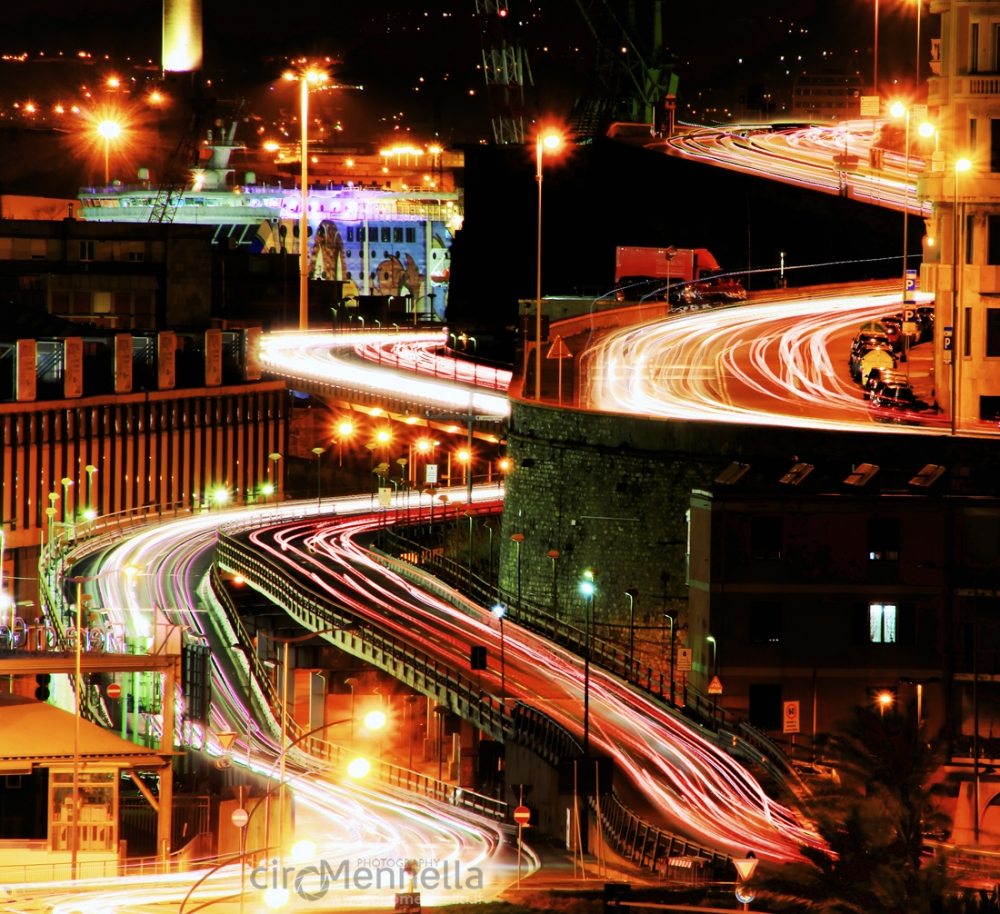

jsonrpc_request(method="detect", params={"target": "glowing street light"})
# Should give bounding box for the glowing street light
[364,710,387,731]
[97,119,121,186]
[283,66,329,330]
[918,121,935,139]
[534,129,563,400]
[579,568,597,756]
[347,757,371,778]
[492,603,507,707]
[877,690,894,718]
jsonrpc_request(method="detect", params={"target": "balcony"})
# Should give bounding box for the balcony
[968,76,1000,94]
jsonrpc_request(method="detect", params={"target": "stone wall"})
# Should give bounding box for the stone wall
[498,398,1000,670]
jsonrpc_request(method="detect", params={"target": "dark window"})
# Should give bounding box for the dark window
[968,214,975,263]
[357,227,366,242]
[748,684,782,730]
[346,227,354,242]
[972,118,979,152]
[965,308,973,356]
[973,23,981,73]
[851,602,869,645]
[868,517,900,561]
[750,602,781,643]
[991,119,1000,172]
[987,309,1000,356]
[393,227,403,243]
[898,602,917,646]
[405,227,416,243]
[381,227,391,243]
[990,216,1000,264]
[750,517,783,560]
[981,395,1000,419]
[79,241,94,262]
[128,251,144,262]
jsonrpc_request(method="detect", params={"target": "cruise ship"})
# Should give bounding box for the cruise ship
[78,123,462,319]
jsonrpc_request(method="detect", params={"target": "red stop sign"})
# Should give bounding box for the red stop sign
[513,805,530,825]
[106,683,122,699]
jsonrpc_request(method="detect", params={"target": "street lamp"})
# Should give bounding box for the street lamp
[873,0,880,95]
[96,120,120,186]
[952,157,971,434]
[579,570,596,757]
[534,129,562,400]
[282,66,329,330]
[624,588,638,680]
[877,690,894,719]
[706,634,718,720]
[492,604,506,708]
[63,564,140,880]
[547,549,560,621]
[664,610,676,707]
[84,465,98,515]
[311,447,324,509]
[890,102,912,312]
[268,452,282,501]
[337,421,353,467]
[510,533,524,616]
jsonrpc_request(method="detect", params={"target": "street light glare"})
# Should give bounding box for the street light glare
[918,121,935,138]
[877,691,894,706]
[97,120,120,139]
[492,603,506,619]
[542,132,561,149]
[579,581,595,596]
[377,430,391,443]
[347,757,371,778]
[339,422,353,436]
[213,488,229,504]
[957,158,972,171]
[290,839,316,863]
[261,484,274,496]
[890,102,906,119]
[263,887,290,908]
[364,710,387,731]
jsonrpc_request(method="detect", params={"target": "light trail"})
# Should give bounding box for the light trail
[36,490,524,913]
[244,510,825,863]
[581,289,966,434]
[657,122,931,216]
[262,331,511,415]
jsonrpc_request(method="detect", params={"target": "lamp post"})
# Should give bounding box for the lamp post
[534,130,562,400]
[877,690,894,719]
[547,549,560,622]
[890,102,911,312]
[337,421,353,468]
[97,120,120,186]
[60,478,74,525]
[492,604,506,708]
[952,157,971,434]
[63,564,140,879]
[84,465,98,514]
[311,447,324,509]
[510,533,524,617]
[707,634,718,720]
[624,588,638,681]
[664,610,676,707]
[282,66,329,330]
[873,0,880,95]
[579,570,596,757]
[268,453,282,502]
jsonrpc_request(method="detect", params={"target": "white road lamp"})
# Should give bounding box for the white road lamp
[534,130,562,400]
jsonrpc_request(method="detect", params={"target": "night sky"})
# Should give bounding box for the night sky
[0,0,937,148]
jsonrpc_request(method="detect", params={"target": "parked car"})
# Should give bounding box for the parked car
[862,367,909,399]
[850,338,897,381]
[869,384,929,417]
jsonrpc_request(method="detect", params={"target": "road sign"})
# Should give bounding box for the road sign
[783,700,800,734]
[215,755,233,770]
[943,326,953,363]
[913,103,928,124]
[425,464,438,484]
[106,683,122,699]
[860,95,880,117]
[217,731,238,751]
[513,805,531,825]
[676,647,693,671]
[378,487,392,508]
[231,807,249,828]
[734,857,759,881]
[905,268,917,304]
[546,336,573,360]
[707,675,723,695]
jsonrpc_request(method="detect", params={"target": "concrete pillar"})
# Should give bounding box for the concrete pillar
[449,731,460,781]
[459,719,479,789]
[423,699,438,762]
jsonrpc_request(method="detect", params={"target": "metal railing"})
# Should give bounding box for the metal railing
[509,703,730,872]
[378,525,804,796]
[215,530,511,742]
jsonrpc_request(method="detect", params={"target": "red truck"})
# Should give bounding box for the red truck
[613,246,746,305]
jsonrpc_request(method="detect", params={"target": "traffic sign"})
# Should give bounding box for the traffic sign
[231,807,249,828]
[106,683,122,699]
[734,856,759,881]
[905,268,917,304]
[513,805,531,825]
[783,700,800,734]
[215,755,233,770]
[425,464,438,484]
[707,675,723,695]
[676,647,692,672]
[860,95,880,117]
[546,336,573,360]
[217,731,238,751]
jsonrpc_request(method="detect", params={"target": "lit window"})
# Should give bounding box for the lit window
[869,603,897,643]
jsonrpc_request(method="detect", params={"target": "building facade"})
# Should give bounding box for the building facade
[920,0,1000,428]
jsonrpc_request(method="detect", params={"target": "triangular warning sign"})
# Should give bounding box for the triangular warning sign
[707,675,723,695]
[217,731,238,751]
[546,336,573,359]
